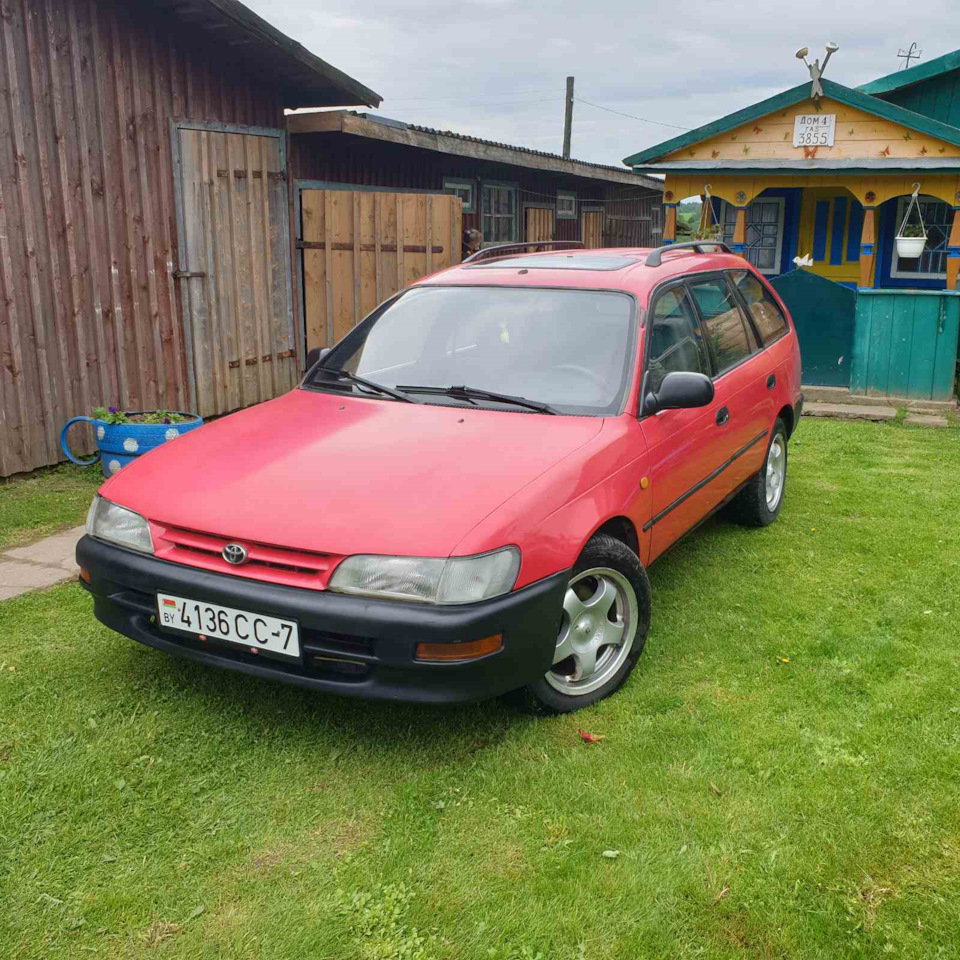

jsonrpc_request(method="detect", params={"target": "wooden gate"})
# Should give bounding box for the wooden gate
[299,189,462,351]
[771,269,856,387]
[172,122,297,418]
[525,207,555,244]
[582,210,604,248]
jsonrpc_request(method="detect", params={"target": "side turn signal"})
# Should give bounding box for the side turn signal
[415,634,503,662]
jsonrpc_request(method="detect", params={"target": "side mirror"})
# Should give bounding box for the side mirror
[305,346,331,370]
[642,371,714,416]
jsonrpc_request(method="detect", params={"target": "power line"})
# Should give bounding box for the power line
[574,97,689,130]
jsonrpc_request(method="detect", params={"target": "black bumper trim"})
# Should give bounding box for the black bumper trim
[77,536,569,704]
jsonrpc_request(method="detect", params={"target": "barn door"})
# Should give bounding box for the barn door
[172,122,297,417]
[525,207,555,244]
[299,189,462,352]
[582,210,604,248]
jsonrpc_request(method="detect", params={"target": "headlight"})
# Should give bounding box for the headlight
[86,496,153,554]
[328,547,520,604]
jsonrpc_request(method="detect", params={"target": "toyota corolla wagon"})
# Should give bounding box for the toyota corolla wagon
[78,240,802,714]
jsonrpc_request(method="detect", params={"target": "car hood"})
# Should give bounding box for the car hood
[100,388,604,558]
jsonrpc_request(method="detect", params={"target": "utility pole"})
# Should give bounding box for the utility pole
[562,76,574,158]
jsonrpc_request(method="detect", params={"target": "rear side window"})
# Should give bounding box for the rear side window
[731,270,789,345]
[646,285,709,393]
[686,276,756,376]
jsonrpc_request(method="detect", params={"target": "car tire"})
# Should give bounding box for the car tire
[507,533,651,715]
[727,417,788,527]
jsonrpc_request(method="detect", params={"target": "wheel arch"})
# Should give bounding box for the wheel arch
[776,404,795,438]
[586,515,640,559]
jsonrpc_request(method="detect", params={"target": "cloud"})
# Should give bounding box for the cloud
[244,0,955,166]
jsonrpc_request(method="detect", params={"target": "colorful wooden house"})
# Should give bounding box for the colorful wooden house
[624,50,960,401]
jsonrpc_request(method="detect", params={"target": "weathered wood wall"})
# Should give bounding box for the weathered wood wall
[0,0,285,477]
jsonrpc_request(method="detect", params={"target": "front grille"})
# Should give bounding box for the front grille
[151,523,343,590]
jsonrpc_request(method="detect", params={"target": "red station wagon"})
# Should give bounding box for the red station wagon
[78,241,802,713]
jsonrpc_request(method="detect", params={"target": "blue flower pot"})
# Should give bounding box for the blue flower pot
[60,412,204,478]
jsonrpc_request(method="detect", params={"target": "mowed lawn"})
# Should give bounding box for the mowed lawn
[1,419,958,959]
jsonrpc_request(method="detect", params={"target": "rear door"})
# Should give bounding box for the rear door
[639,281,731,559]
[686,273,771,493]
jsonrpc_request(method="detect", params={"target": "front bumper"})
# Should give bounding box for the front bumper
[76,536,568,704]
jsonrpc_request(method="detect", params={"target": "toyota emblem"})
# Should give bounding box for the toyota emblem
[222,542,248,565]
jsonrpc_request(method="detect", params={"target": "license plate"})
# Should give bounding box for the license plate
[156,594,300,659]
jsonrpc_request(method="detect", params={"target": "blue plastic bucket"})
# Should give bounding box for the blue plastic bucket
[60,412,204,477]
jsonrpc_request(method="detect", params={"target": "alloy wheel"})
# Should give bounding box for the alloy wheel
[546,567,638,696]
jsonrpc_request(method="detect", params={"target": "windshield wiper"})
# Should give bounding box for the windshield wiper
[395,384,557,414]
[314,367,415,403]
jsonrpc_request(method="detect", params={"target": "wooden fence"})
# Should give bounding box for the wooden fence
[299,188,462,350]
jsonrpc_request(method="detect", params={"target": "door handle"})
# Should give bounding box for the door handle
[766,373,776,390]
[715,406,729,426]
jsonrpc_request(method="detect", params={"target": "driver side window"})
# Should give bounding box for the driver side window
[646,286,709,394]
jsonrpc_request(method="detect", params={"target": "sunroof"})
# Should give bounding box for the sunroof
[469,255,639,271]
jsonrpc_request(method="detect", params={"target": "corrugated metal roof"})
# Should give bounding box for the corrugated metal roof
[333,112,662,189]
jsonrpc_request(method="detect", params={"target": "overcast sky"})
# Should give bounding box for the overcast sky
[244,0,956,167]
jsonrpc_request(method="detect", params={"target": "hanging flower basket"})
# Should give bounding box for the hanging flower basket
[895,185,928,259]
[60,408,203,478]
[895,232,926,259]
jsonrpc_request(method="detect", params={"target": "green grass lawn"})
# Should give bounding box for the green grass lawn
[1,419,959,959]
[0,464,101,550]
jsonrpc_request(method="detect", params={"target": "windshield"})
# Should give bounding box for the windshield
[305,285,637,416]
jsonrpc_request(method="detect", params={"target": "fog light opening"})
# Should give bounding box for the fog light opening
[415,634,503,662]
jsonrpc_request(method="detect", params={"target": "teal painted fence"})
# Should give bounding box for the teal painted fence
[851,290,960,401]
[771,269,857,387]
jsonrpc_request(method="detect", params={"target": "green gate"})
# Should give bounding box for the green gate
[771,269,856,387]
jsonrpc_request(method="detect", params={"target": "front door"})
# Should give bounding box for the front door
[172,121,297,417]
[525,207,555,245]
[639,282,732,560]
[582,210,604,249]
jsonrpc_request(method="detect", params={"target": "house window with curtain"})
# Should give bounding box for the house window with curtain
[481,183,518,244]
[722,198,784,274]
[891,196,951,279]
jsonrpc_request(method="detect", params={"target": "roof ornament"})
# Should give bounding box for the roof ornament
[795,42,840,99]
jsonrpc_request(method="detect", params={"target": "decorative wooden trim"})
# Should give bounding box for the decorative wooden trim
[732,206,747,245]
[624,78,960,167]
[663,204,677,241]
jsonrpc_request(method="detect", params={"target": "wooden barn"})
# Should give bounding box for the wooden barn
[625,49,960,403]
[0,0,379,478]
[287,111,663,352]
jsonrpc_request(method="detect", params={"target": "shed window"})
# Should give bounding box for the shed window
[481,183,519,244]
[722,198,784,275]
[443,179,474,213]
[557,191,577,219]
[891,195,951,279]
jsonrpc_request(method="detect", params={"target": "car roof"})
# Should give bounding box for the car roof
[417,246,753,297]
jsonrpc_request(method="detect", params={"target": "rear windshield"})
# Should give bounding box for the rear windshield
[305,285,637,416]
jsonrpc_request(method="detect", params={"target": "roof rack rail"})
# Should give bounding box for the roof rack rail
[644,240,732,268]
[462,240,585,265]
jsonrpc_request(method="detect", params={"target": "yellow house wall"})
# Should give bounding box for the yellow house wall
[661,97,960,165]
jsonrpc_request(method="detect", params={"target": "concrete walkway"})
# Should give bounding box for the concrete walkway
[0,526,84,601]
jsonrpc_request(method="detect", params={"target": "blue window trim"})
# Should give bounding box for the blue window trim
[812,201,830,261]
[829,196,847,266]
